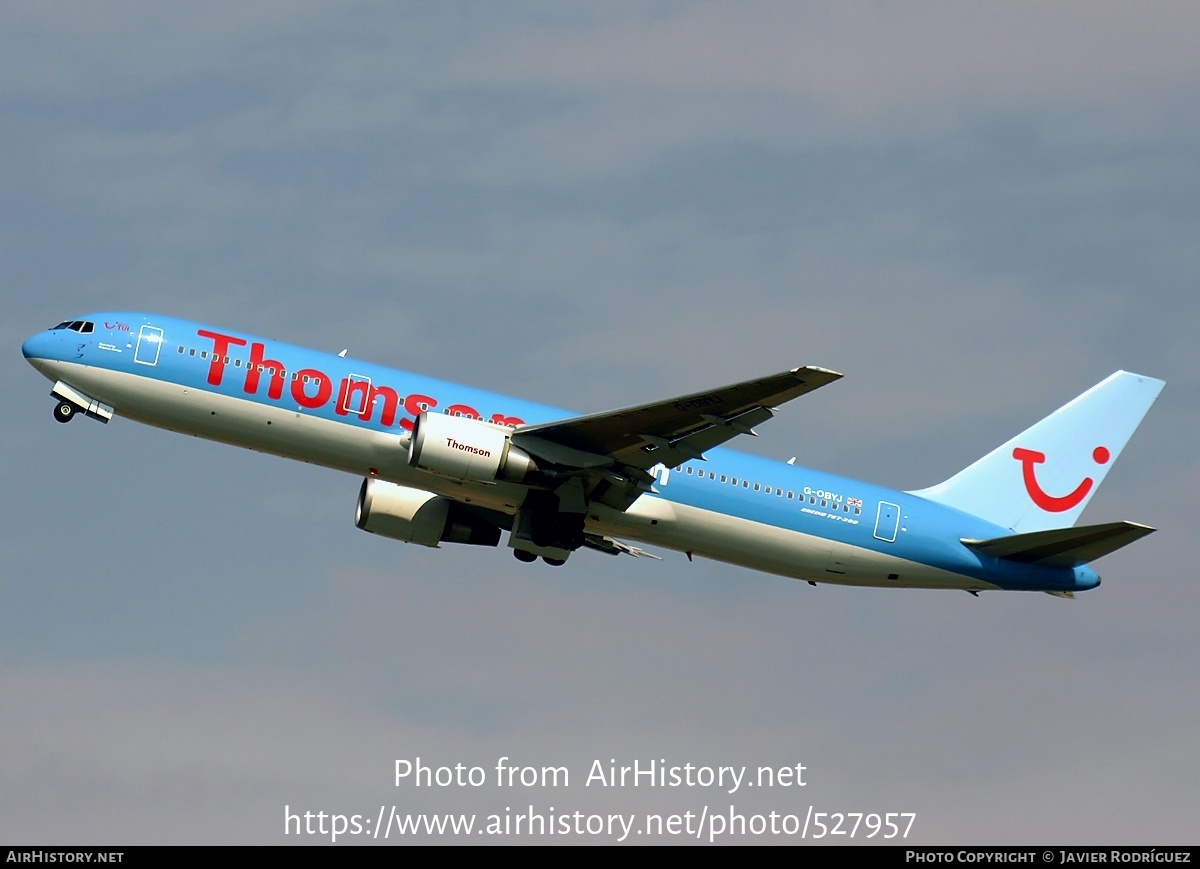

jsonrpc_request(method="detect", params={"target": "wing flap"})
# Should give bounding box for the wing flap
[962,521,1155,568]
[582,534,663,559]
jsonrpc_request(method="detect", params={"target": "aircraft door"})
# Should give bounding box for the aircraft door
[134,325,164,366]
[874,501,900,542]
[339,374,372,415]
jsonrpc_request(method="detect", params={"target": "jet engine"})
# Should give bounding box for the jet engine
[355,478,500,547]
[407,412,539,483]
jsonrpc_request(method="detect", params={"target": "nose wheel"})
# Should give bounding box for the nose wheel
[54,401,77,423]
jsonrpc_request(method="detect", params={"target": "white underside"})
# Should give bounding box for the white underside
[36,360,994,590]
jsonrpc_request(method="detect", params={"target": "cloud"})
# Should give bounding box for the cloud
[464,4,1200,116]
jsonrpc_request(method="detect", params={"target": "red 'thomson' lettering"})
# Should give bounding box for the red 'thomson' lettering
[197,329,523,429]
[446,437,490,457]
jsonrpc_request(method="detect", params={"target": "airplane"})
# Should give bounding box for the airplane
[22,313,1165,596]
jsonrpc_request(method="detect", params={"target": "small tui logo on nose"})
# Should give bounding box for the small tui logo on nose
[1013,446,1110,512]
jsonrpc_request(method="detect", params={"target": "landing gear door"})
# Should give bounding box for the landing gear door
[134,325,164,366]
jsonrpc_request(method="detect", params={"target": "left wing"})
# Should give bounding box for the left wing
[511,365,841,510]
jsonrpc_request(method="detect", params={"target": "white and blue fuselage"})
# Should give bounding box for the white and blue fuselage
[25,313,1164,595]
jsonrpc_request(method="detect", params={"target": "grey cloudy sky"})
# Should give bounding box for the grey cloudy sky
[2,2,1197,844]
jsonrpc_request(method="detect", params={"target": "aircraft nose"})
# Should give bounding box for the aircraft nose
[22,330,57,361]
[22,331,64,376]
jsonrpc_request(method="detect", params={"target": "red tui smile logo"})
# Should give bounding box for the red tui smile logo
[1013,446,1110,512]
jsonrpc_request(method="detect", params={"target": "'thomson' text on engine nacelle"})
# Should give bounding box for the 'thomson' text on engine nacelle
[355,478,500,547]
[407,412,539,483]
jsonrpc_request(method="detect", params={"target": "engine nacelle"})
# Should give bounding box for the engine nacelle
[355,478,500,547]
[407,412,538,483]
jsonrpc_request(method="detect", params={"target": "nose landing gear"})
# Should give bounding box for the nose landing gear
[47,381,113,423]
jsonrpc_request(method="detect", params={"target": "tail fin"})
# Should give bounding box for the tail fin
[912,371,1164,533]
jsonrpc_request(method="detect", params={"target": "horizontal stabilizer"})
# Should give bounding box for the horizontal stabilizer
[962,521,1155,568]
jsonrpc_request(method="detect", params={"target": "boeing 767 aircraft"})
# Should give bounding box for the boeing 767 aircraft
[23,314,1164,596]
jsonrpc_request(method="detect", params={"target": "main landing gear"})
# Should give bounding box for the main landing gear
[508,490,582,568]
[54,401,77,423]
[512,549,567,566]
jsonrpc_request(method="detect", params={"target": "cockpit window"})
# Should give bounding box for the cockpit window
[50,320,94,333]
